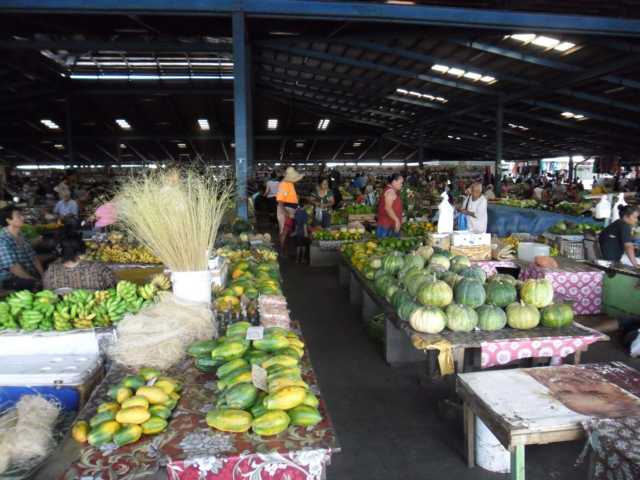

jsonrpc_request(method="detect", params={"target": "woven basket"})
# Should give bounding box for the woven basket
[450,244,492,261]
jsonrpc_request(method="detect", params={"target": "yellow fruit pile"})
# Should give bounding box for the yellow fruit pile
[87,244,161,264]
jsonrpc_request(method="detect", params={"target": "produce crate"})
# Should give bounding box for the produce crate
[450,244,492,261]
[348,213,376,223]
[559,238,585,260]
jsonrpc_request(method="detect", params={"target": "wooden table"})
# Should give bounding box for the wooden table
[456,362,640,480]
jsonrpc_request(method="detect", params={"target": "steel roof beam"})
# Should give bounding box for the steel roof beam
[4,1,640,36]
[265,44,496,95]
[521,99,640,129]
[0,39,232,53]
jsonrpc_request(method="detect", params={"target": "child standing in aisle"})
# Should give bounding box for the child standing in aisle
[294,199,311,264]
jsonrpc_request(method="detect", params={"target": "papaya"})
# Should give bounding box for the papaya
[217,358,249,378]
[224,382,258,409]
[275,347,303,360]
[262,355,298,369]
[211,340,249,360]
[252,410,290,436]
[114,424,143,446]
[206,408,252,433]
[287,405,322,427]
[302,391,320,408]
[163,397,178,411]
[187,339,219,357]
[264,386,307,410]
[121,375,145,390]
[155,379,178,395]
[71,420,89,443]
[96,401,120,414]
[138,367,162,382]
[252,335,290,352]
[136,386,169,405]
[141,416,168,435]
[267,377,308,393]
[89,410,116,428]
[217,367,251,391]
[244,350,270,366]
[121,395,150,410]
[88,420,121,447]
[156,376,182,392]
[264,327,289,338]
[226,321,251,337]
[149,405,172,419]
[116,406,151,425]
[116,387,133,404]
[195,356,223,372]
[107,383,123,400]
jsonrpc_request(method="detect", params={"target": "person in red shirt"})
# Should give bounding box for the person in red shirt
[376,173,404,238]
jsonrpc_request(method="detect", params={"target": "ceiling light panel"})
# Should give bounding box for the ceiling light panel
[395,88,447,103]
[40,119,61,130]
[115,118,132,130]
[267,118,279,130]
[197,119,210,131]
[317,119,330,130]
[507,34,576,53]
[431,65,497,84]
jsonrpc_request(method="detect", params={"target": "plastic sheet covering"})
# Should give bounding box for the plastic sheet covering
[487,205,600,237]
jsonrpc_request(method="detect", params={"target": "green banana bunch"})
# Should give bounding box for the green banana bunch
[92,303,112,328]
[65,289,93,306]
[138,283,157,301]
[125,296,145,315]
[7,290,33,317]
[19,309,43,331]
[116,280,138,303]
[34,290,58,305]
[0,301,17,329]
[106,297,127,324]
[33,301,55,318]
[53,311,73,331]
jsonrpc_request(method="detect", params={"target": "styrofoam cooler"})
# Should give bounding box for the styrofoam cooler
[517,242,551,262]
[0,331,103,412]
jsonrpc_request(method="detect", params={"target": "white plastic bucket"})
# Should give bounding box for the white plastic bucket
[171,270,212,304]
[475,417,510,473]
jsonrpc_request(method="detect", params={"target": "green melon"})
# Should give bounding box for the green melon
[409,306,447,334]
[460,266,487,284]
[417,280,453,308]
[403,254,426,270]
[428,254,451,272]
[454,279,486,308]
[506,302,540,330]
[450,255,472,273]
[476,305,507,331]
[541,303,574,328]
[520,279,554,308]
[491,273,518,286]
[485,281,517,308]
[445,304,478,332]
[407,272,437,297]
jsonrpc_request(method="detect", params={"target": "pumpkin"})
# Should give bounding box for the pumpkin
[382,252,405,275]
[391,290,413,310]
[374,274,395,296]
[374,268,388,280]
[460,266,487,284]
[398,301,421,322]
[414,245,434,261]
[417,280,453,308]
[369,257,383,270]
[485,281,517,308]
[541,303,574,328]
[439,271,463,288]
[409,306,447,334]
[491,274,518,286]
[445,304,478,332]
[520,279,554,308]
[403,254,426,271]
[428,254,451,272]
[398,265,422,282]
[506,302,540,330]
[453,279,486,308]
[450,255,472,273]
[476,305,507,331]
[385,284,400,302]
[534,256,559,269]
[407,272,436,297]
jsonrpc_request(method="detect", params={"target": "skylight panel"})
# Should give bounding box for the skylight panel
[115,119,132,130]
[197,119,210,131]
[395,88,447,103]
[267,118,279,130]
[447,67,465,77]
[431,65,497,84]
[507,34,576,54]
[463,72,482,81]
[431,64,449,73]
[510,33,536,43]
[317,119,330,130]
[531,36,559,49]
[40,119,61,130]
[554,42,576,52]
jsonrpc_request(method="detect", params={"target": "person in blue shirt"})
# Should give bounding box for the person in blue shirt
[294,199,311,264]
[53,188,79,220]
[0,205,43,291]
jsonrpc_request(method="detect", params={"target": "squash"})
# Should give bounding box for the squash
[506,302,540,329]
[450,255,472,273]
[445,304,478,332]
[476,305,507,331]
[520,279,554,308]
[409,306,447,334]
[428,254,451,272]
[460,266,487,284]
[417,280,453,308]
[403,254,425,271]
[541,303,574,328]
[454,279,486,308]
[485,280,517,308]
[414,245,434,260]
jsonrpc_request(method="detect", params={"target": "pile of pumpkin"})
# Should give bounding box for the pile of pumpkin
[341,238,423,273]
[369,245,574,334]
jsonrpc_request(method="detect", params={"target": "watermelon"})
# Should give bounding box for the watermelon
[384,284,400,302]
[391,290,413,310]
[520,279,554,308]
[485,281,517,308]
[445,304,478,332]
[454,279,486,308]
[460,266,487,284]
[409,306,447,334]
[428,254,451,272]
[403,254,426,270]
[398,265,422,282]
[382,252,405,275]
[450,255,472,273]
[417,281,453,308]
[476,305,507,331]
[506,302,540,330]
[541,303,574,328]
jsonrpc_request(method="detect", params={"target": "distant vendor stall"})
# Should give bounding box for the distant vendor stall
[488,204,601,237]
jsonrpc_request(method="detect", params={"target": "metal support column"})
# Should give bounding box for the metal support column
[65,96,75,167]
[495,97,503,196]
[232,12,253,220]
[418,129,425,167]
[568,155,574,183]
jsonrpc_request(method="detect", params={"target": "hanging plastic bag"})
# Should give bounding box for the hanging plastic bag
[437,191,454,233]
[611,193,627,223]
[457,212,468,231]
[314,207,324,224]
[593,195,611,220]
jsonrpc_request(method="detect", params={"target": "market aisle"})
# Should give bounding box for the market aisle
[281,262,591,480]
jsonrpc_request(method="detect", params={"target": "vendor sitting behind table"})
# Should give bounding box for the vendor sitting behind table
[53,187,79,220]
[598,205,639,268]
[43,234,116,291]
[459,182,488,233]
[0,205,44,291]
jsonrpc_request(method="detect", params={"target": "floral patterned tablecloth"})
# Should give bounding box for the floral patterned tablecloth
[59,326,339,480]
[519,260,604,315]
[583,417,640,480]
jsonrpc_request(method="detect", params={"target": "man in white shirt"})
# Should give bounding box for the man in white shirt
[53,188,79,219]
[264,172,280,199]
[460,183,488,233]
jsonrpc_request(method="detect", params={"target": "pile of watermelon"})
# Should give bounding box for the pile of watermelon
[368,245,574,334]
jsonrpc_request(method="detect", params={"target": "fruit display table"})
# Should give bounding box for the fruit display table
[587,261,640,317]
[41,323,339,480]
[519,258,604,315]
[339,254,608,374]
[457,362,640,480]
[488,204,600,237]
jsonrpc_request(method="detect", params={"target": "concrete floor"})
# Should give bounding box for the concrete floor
[281,260,640,480]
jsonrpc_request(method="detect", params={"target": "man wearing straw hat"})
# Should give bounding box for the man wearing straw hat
[276,167,304,252]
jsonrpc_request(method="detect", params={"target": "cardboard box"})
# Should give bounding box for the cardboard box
[451,232,491,247]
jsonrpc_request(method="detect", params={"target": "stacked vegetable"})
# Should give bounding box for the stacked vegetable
[341,238,424,275]
[71,368,181,447]
[365,246,574,333]
[189,322,322,436]
[312,226,367,242]
[401,221,435,237]
[0,280,163,332]
[344,204,375,215]
[86,233,162,264]
[548,221,602,235]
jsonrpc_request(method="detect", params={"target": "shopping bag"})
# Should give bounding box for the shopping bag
[457,213,468,231]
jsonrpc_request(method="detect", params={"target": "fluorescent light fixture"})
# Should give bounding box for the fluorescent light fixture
[574,114,585,119]
[463,72,482,81]
[120,143,127,149]
[510,33,536,43]
[406,162,420,167]
[40,119,61,130]
[561,111,574,118]
[385,0,416,4]
[431,64,449,73]
[480,76,496,83]
[531,36,559,48]
[448,67,465,77]
[197,118,210,131]
[395,88,447,103]
[267,118,279,130]
[54,144,64,150]
[352,142,362,147]
[317,118,330,130]
[456,137,461,140]
[115,118,132,130]
[70,74,234,81]
[295,142,304,148]
[447,135,454,139]
[561,111,588,121]
[554,41,575,52]
[177,143,187,149]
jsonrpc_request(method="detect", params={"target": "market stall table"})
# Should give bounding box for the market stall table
[488,204,600,237]
[42,325,339,480]
[519,257,604,315]
[105,263,165,284]
[456,362,640,480]
[588,260,640,317]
